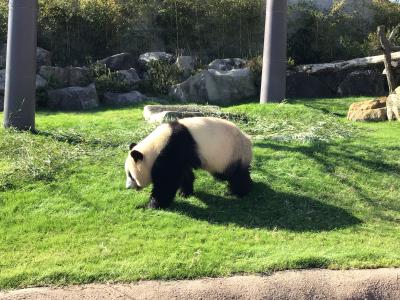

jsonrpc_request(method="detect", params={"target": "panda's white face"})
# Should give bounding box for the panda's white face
[125,150,152,190]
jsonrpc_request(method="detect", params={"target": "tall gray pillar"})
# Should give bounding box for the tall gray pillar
[260,0,287,104]
[3,0,38,130]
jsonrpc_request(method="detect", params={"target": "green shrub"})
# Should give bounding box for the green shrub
[0,2,7,45]
[1,0,400,66]
[89,63,133,96]
[146,60,182,95]
[247,56,262,90]
[38,0,123,65]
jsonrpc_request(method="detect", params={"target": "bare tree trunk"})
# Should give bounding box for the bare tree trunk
[378,25,396,93]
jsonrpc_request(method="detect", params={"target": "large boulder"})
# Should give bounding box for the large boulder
[103,91,147,106]
[36,47,52,70]
[169,68,257,105]
[116,68,141,85]
[0,44,51,70]
[347,97,387,122]
[208,58,247,71]
[138,52,174,68]
[98,53,135,71]
[39,66,69,87]
[0,69,5,93]
[35,75,48,90]
[0,44,5,68]
[338,70,386,96]
[286,72,334,98]
[387,93,400,121]
[39,66,92,88]
[68,67,92,87]
[47,84,99,111]
[176,56,195,78]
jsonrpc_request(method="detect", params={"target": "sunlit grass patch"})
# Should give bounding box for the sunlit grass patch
[0,98,399,289]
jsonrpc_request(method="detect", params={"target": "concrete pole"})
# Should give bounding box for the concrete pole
[3,0,38,130]
[260,0,287,104]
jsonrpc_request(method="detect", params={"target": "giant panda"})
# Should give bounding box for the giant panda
[125,117,252,209]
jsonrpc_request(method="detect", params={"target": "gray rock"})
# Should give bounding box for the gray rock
[116,69,141,85]
[176,56,195,78]
[103,91,147,106]
[169,68,257,105]
[39,66,92,88]
[67,66,92,87]
[208,58,247,71]
[0,69,5,93]
[36,47,52,70]
[286,72,335,98]
[0,69,48,92]
[39,66,69,87]
[0,44,6,68]
[98,53,135,71]
[144,104,221,123]
[338,70,386,97]
[0,44,51,70]
[35,75,48,90]
[138,52,174,67]
[47,84,99,111]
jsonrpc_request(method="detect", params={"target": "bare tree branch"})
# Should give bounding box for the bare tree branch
[378,25,396,93]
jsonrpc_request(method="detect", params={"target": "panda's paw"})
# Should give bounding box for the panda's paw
[147,197,161,209]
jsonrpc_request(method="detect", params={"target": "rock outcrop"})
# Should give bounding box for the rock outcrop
[208,58,247,71]
[47,84,99,111]
[98,53,135,71]
[169,68,256,105]
[103,91,147,106]
[347,98,387,122]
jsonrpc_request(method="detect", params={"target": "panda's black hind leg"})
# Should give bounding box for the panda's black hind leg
[179,168,195,198]
[227,164,252,197]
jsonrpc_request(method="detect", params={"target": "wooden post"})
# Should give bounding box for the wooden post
[378,25,398,93]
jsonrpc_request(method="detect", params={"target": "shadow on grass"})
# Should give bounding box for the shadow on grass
[171,181,361,232]
[256,141,400,222]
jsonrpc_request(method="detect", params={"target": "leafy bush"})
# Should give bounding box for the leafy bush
[38,0,123,65]
[146,60,182,95]
[89,63,133,96]
[247,55,263,90]
[1,0,400,66]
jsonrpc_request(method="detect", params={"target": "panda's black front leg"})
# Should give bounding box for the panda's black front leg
[179,168,195,198]
[148,177,181,209]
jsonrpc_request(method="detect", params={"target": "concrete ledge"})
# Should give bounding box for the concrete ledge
[143,105,221,123]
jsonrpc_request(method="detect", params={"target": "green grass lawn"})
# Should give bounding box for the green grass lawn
[1,98,400,289]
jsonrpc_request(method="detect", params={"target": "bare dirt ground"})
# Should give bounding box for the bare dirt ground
[1,268,400,300]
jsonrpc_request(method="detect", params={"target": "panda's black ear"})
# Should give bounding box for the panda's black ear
[131,150,144,162]
[129,143,137,150]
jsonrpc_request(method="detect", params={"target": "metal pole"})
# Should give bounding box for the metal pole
[3,0,38,130]
[260,0,287,104]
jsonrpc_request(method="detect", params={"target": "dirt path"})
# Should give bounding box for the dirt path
[1,268,400,300]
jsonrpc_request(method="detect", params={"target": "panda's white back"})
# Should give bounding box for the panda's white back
[178,117,252,174]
